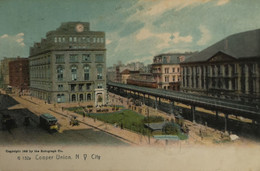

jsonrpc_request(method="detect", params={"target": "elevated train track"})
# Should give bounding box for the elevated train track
[107,82,260,122]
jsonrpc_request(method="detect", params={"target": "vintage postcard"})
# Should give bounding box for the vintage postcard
[0,0,260,170]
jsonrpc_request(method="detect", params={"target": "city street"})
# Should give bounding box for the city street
[1,92,260,147]
[0,94,128,146]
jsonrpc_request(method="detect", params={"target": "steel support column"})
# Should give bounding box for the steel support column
[155,97,158,110]
[170,101,174,114]
[142,93,145,105]
[191,105,196,123]
[224,114,228,133]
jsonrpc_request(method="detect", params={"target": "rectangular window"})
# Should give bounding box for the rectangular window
[172,68,175,73]
[54,37,57,43]
[86,83,91,90]
[93,37,96,43]
[58,85,63,91]
[70,54,78,62]
[100,38,104,43]
[56,54,65,63]
[71,84,76,91]
[62,37,65,42]
[69,37,73,42]
[58,37,61,42]
[165,76,169,82]
[97,83,103,89]
[177,68,180,73]
[73,37,77,42]
[165,68,169,73]
[79,84,84,91]
[97,37,100,43]
[97,66,103,80]
[173,76,175,82]
[87,37,90,43]
[82,54,91,62]
[95,54,104,62]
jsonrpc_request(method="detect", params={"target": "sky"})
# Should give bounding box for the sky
[0,0,260,66]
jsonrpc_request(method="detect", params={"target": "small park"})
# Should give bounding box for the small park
[65,105,188,140]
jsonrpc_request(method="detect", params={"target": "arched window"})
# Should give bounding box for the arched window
[97,65,103,80]
[57,94,61,103]
[87,93,91,101]
[71,66,77,81]
[79,94,84,101]
[84,66,90,80]
[72,94,76,102]
[57,66,63,81]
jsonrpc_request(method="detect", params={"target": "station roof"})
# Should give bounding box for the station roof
[184,28,260,63]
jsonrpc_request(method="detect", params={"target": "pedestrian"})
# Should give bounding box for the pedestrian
[199,128,203,140]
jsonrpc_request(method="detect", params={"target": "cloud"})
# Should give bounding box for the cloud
[216,0,230,6]
[126,56,153,64]
[0,33,26,47]
[16,33,24,37]
[171,32,193,44]
[106,39,112,45]
[135,28,154,41]
[130,0,212,20]
[0,34,8,39]
[0,33,27,57]
[197,25,211,46]
[136,28,192,49]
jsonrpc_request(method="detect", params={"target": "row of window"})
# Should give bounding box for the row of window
[163,75,180,82]
[30,66,51,79]
[57,65,103,81]
[54,36,104,44]
[57,93,93,103]
[56,54,104,63]
[30,56,51,66]
[30,81,51,90]
[58,83,103,92]
[164,67,180,73]
[183,63,258,76]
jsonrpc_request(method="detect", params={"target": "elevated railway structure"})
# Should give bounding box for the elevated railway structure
[107,82,260,132]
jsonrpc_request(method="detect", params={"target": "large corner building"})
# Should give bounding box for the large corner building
[181,29,260,104]
[29,22,107,105]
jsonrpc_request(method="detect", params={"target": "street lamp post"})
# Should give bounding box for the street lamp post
[146,107,150,144]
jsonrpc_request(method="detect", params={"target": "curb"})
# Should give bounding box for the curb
[49,108,138,145]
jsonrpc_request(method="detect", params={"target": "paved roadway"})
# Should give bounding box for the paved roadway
[0,94,128,146]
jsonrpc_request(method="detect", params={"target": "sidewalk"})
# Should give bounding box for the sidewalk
[16,95,167,146]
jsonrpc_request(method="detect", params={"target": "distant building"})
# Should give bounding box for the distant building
[29,22,107,105]
[181,29,260,104]
[127,72,157,88]
[9,58,30,94]
[107,61,147,82]
[0,57,17,89]
[120,69,131,84]
[151,53,193,90]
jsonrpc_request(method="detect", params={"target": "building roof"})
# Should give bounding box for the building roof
[144,122,168,131]
[120,69,131,74]
[184,28,260,63]
[153,52,193,64]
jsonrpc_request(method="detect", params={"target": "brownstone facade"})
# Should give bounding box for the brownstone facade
[9,58,30,91]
